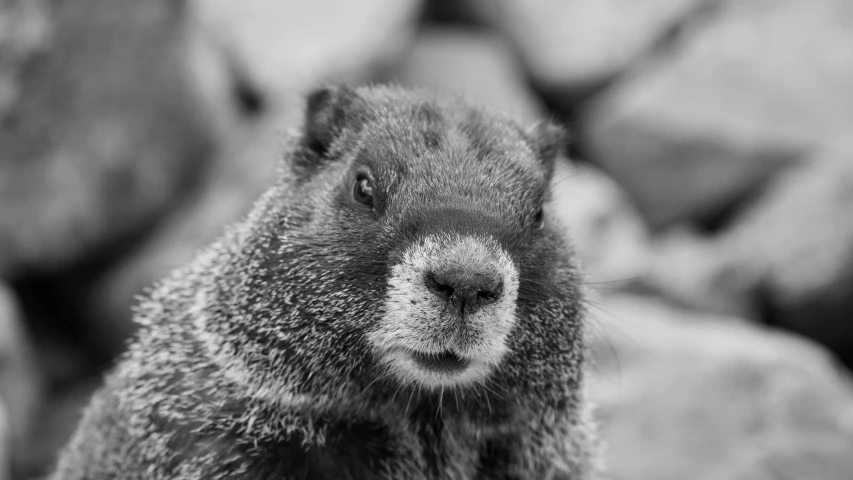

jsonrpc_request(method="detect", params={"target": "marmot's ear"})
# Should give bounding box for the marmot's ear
[527,121,570,179]
[301,85,369,157]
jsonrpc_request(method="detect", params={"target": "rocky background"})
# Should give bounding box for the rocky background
[1,0,852,478]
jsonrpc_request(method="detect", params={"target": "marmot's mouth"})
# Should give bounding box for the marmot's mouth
[410,350,471,374]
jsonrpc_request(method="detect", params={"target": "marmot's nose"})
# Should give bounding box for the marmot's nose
[425,269,503,316]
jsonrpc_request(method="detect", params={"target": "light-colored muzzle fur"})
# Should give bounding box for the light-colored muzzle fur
[370,233,520,389]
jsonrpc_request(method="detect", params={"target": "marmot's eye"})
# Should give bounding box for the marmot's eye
[533,207,545,230]
[353,173,374,208]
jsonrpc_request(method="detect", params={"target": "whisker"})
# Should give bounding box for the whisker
[453,388,460,412]
[487,377,509,394]
[405,388,415,417]
[481,383,504,401]
[390,380,404,404]
[481,386,493,418]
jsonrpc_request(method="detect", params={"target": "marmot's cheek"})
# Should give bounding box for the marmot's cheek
[369,234,519,388]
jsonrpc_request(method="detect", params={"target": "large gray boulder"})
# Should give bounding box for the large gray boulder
[465,0,708,101]
[391,27,544,123]
[0,0,226,276]
[585,0,853,228]
[192,0,422,111]
[588,295,853,480]
[0,0,51,115]
[551,161,652,290]
[647,141,853,365]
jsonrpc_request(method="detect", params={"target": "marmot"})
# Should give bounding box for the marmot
[49,85,597,479]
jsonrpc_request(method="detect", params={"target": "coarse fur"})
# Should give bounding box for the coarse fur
[49,85,598,479]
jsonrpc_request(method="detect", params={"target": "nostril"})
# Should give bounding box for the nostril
[425,272,455,298]
[477,279,503,304]
[477,289,497,303]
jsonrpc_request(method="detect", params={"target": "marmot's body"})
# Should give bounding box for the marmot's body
[50,85,597,479]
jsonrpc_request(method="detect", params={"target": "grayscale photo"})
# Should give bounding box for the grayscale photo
[1,0,852,479]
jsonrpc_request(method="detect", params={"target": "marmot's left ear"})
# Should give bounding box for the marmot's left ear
[290,85,371,177]
[527,121,569,179]
[302,85,370,156]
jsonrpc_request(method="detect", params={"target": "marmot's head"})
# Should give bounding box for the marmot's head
[201,85,584,407]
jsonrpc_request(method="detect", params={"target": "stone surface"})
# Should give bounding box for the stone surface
[584,0,853,228]
[647,141,853,366]
[587,295,853,480]
[19,377,100,479]
[192,0,422,111]
[0,0,223,277]
[471,0,706,100]
[0,281,41,478]
[551,162,651,289]
[0,0,51,115]
[391,27,544,123]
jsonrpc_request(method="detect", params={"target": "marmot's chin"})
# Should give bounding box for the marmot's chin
[409,349,471,373]
[385,347,493,389]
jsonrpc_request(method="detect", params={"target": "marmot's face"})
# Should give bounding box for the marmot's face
[288,86,572,392]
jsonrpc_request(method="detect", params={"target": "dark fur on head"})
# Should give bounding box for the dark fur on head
[50,85,597,480]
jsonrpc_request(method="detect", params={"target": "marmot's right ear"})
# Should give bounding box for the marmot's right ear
[527,121,570,180]
[301,85,369,158]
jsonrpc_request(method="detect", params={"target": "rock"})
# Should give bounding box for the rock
[647,141,853,366]
[191,0,422,112]
[0,281,42,477]
[391,26,544,123]
[551,162,652,289]
[467,0,707,102]
[19,377,100,479]
[745,145,853,366]
[0,0,225,276]
[644,226,759,320]
[0,0,51,115]
[584,0,853,228]
[587,295,853,480]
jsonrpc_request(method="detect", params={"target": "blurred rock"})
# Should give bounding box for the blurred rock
[648,142,853,366]
[77,111,294,357]
[551,162,651,288]
[467,0,707,102]
[0,0,51,115]
[645,225,757,321]
[391,26,544,122]
[0,0,225,277]
[0,281,41,477]
[585,0,853,228]
[21,376,100,479]
[588,295,853,480]
[192,0,422,112]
